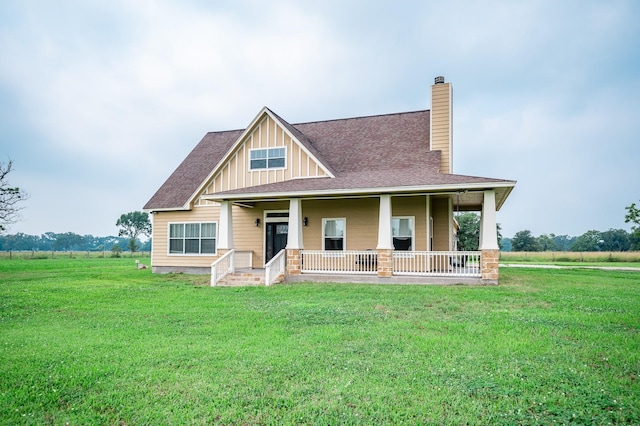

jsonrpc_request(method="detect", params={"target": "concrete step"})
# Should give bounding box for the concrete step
[216,272,265,286]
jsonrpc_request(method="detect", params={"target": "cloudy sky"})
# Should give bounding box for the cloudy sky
[1,0,639,239]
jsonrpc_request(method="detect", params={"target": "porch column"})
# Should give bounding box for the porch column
[377,194,393,278]
[286,198,303,275]
[218,200,234,251]
[479,190,499,283]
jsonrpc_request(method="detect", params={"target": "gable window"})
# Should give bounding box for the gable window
[169,222,217,255]
[323,218,345,251]
[392,217,414,251]
[250,147,286,170]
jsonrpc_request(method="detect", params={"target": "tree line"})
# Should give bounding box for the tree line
[0,232,151,253]
[503,229,638,252]
[456,202,640,252]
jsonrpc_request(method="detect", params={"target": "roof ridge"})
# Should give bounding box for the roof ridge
[292,109,429,126]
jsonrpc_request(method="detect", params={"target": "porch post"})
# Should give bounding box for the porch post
[377,194,393,277]
[479,190,499,283]
[218,200,234,251]
[286,198,303,275]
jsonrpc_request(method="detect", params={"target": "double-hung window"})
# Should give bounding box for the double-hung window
[392,217,414,251]
[250,147,286,170]
[169,222,217,254]
[323,218,345,251]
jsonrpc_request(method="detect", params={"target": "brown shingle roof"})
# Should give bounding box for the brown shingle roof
[144,129,242,209]
[144,109,514,210]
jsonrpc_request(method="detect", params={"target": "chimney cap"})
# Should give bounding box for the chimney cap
[434,76,445,84]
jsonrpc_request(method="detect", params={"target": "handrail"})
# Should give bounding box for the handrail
[265,249,286,286]
[210,249,235,286]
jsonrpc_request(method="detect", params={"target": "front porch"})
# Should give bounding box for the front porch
[211,248,499,286]
[210,189,502,286]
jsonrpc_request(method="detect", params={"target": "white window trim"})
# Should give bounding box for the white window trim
[248,147,287,171]
[392,216,415,255]
[167,221,218,256]
[322,217,346,255]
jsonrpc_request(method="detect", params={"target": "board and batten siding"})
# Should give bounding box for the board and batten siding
[195,115,329,206]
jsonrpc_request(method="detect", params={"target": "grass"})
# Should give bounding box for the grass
[500,251,640,268]
[0,258,638,424]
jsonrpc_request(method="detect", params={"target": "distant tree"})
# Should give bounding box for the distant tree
[551,234,576,251]
[116,211,151,254]
[511,230,540,252]
[570,230,602,252]
[501,237,512,252]
[625,201,640,250]
[456,213,480,251]
[53,232,84,251]
[0,160,29,233]
[111,244,123,258]
[599,228,631,251]
[536,234,560,251]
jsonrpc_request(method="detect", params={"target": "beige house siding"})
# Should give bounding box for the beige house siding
[151,206,220,268]
[152,196,453,272]
[301,198,379,251]
[431,197,452,251]
[195,115,329,207]
[392,195,428,251]
[431,82,452,174]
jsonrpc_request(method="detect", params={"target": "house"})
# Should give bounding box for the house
[144,76,516,285]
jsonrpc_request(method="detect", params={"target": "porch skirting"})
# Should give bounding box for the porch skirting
[285,274,497,286]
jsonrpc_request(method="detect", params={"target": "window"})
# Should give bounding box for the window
[250,147,286,170]
[392,217,414,251]
[169,222,217,254]
[323,218,345,251]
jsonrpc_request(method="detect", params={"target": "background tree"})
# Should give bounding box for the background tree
[116,211,151,254]
[536,234,560,251]
[625,201,640,250]
[511,230,540,252]
[599,228,630,251]
[456,213,480,251]
[0,160,29,233]
[570,230,602,251]
[456,212,503,250]
[551,234,577,251]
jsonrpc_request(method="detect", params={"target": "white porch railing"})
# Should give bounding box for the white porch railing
[299,250,481,278]
[265,249,286,286]
[211,249,235,286]
[301,250,378,274]
[393,251,481,277]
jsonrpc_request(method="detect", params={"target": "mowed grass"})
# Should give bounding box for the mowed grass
[0,258,638,425]
[500,251,640,268]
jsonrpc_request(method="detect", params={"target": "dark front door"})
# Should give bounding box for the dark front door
[265,222,288,263]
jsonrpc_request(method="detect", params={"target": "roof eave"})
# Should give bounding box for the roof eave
[201,181,516,205]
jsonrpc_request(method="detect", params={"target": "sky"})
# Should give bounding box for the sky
[1,0,639,239]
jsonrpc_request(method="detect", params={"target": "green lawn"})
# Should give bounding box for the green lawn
[1,258,638,424]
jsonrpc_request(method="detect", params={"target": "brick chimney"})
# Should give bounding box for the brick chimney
[430,76,453,174]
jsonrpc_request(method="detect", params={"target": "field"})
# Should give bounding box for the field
[1,258,638,424]
[500,251,640,268]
